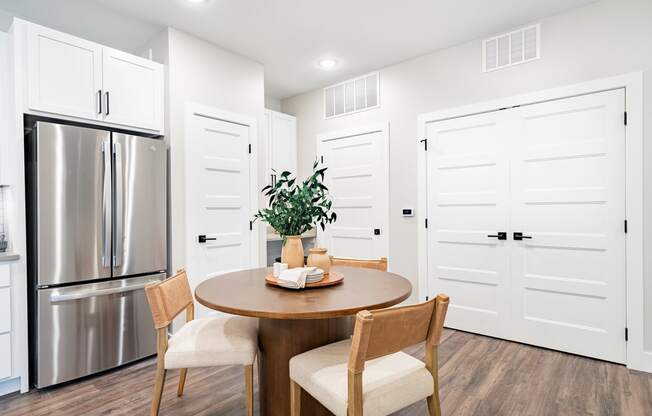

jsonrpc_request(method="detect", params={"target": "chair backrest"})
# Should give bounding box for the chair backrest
[330,256,388,272]
[145,268,193,329]
[348,294,449,373]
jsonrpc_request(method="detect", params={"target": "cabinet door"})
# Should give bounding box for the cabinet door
[0,32,9,185]
[0,288,9,333]
[270,112,297,176]
[102,47,163,131]
[0,333,10,379]
[27,23,103,120]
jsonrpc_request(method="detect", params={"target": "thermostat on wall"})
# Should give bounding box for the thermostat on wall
[402,208,414,217]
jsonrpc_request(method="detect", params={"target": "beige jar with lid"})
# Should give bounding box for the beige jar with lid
[306,247,331,275]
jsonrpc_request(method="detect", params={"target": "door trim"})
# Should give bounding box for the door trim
[316,122,390,267]
[417,72,645,371]
[184,102,261,276]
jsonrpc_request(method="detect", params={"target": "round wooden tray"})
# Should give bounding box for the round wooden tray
[265,271,344,289]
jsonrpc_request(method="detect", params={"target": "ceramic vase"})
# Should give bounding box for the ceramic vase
[281,236,304,269]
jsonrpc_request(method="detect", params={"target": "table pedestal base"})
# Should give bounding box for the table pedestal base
[258,317,352,416]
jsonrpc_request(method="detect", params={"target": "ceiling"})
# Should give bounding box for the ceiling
[0,0,597,99]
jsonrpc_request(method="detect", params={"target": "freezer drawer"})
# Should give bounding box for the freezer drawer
[34,273,164,388]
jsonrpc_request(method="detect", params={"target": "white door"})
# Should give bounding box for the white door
[27,23,103,120]
[509,90,626,362]
[426,89,626,363]
[102,47,163,131]
[266,110,297,183]
[426,111,512,339]
[318,124,389,260]
[185,107,257,317]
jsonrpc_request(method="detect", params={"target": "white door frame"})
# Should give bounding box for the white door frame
[417,72,646,372]
[184,102,261,274]
[316,122,390,266]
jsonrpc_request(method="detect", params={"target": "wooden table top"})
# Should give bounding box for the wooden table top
[194,266,412,319]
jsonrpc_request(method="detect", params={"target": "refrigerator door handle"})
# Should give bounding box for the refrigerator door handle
[102,141,112,268]
[49,279,161,303]
[113,141,124,267]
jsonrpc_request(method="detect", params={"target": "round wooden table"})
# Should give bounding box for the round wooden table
[195,266,412,416]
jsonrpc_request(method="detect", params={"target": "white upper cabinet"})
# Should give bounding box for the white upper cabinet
[102,48,163,131]
[0,32,11,185]
[20,20,164,132]
[27,23,103,121]
[266,110,297,183]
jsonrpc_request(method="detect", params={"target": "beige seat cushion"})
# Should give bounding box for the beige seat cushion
[289,339,434,416]
[165,316,258,369]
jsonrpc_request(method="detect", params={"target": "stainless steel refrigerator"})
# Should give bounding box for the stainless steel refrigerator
[25,120,167,388]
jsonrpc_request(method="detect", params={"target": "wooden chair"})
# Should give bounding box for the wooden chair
[330,256,388,271]
[144,269,258,416]
[289,294,449,416]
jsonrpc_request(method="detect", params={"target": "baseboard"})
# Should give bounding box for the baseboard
[0,377,21,397]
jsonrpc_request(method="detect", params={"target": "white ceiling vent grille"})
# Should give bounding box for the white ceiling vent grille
[324,72,379,119]
[483,24,540,72]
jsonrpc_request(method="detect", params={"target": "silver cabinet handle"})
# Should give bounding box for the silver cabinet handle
[105,91,110,116]
[113,142,124,267]
[97,90,102,114]
[50,280,160,303]
[102,141,112,268]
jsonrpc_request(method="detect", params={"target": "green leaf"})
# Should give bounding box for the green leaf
[255,163,337,237]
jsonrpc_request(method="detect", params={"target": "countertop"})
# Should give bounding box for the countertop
[0,252,20,262]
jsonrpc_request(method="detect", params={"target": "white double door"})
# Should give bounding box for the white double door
[426,89,626,363]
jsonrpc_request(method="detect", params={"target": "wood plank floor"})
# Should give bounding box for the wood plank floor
[1,329,651,415]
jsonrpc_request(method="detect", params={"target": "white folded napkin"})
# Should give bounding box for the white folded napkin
[278,267,317,289]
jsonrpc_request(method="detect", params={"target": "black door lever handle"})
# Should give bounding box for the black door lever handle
[487,232,507,240]
[198,235,217,243]
[513,232,532,240]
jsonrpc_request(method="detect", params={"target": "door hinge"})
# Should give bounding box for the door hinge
[624,111,628,126]
[625,327,629,342]
[248,143,252,154]
[425,218,428,229]
[624,219,628,234]
[420,138,428,151]
[249,221,253,231]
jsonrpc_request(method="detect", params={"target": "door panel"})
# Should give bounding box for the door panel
[318,126,389,260]
[509,89,626,363]
[35,273,163,388]
[186,113,253,317]
[34,122,111,286]
[426,112,511,338]
[112,134,167,277]
[102,47,163,131]
[27,23,102,120]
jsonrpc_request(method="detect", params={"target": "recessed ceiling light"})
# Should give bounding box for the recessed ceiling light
[318,59,338,70]
[187,0,207,3]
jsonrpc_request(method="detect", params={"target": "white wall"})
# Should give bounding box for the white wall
[0,0,161,53]
[145,27,266,281]
[282,0,652,348]
[265,96,282,111]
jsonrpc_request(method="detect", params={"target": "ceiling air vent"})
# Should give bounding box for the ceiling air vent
[483,24,540,72]
[324,72,379,119]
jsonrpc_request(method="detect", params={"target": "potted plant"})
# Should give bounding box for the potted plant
[254,160,337,268]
